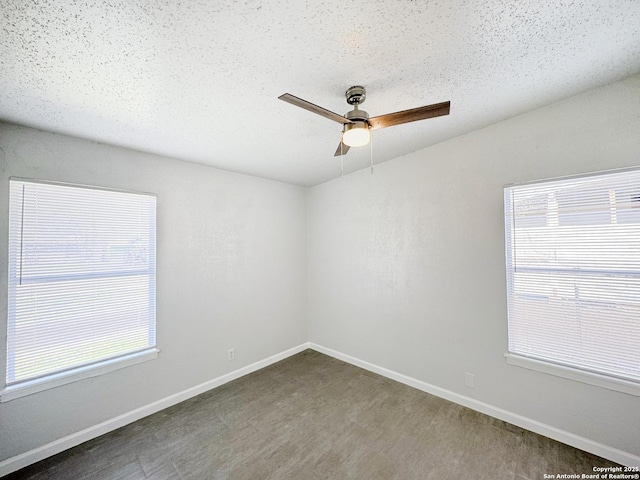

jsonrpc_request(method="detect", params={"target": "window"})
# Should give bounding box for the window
[4,179,156,398]
[504,168,640,393]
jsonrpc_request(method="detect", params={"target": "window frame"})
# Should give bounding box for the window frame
[1,178,159,402]
[504,167,640,397]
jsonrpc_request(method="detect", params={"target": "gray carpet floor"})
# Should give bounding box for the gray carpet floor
[5,349,621,479]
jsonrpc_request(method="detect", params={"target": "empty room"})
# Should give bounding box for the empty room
[1,1,639,479]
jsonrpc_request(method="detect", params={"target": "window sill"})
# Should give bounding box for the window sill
[0,348,159,402]
[505,353,640,397]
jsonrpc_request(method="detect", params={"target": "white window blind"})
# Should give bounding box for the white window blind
[7,179,156,386]
[504,168,640,384]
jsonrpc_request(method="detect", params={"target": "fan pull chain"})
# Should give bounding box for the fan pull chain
[340,138,344,177]
[370,128,374,174]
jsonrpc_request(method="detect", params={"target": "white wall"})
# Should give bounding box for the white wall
[0,123,308,462]
[2,74,639,468]
[308,74,640,457]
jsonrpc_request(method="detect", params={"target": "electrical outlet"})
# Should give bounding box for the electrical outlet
[465,372,475,388]
[227,348,235,361]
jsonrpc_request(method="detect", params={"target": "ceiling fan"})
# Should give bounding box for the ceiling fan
[278,86,450,156]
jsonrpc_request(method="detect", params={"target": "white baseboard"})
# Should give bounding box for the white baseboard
[0,342,311,478]
[309,343,640,468]
[3,341,638,477]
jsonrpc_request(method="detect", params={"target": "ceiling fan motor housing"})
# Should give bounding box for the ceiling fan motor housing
[345,108,369,122]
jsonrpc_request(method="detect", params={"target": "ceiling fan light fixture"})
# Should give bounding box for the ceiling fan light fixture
[342,121,370,147]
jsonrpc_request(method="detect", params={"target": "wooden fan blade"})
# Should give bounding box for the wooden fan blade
[334,140,350,156]
[368,101,450,130]
[279,93,353,125]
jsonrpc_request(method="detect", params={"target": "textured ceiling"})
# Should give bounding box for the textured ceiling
[1,1,640,186]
